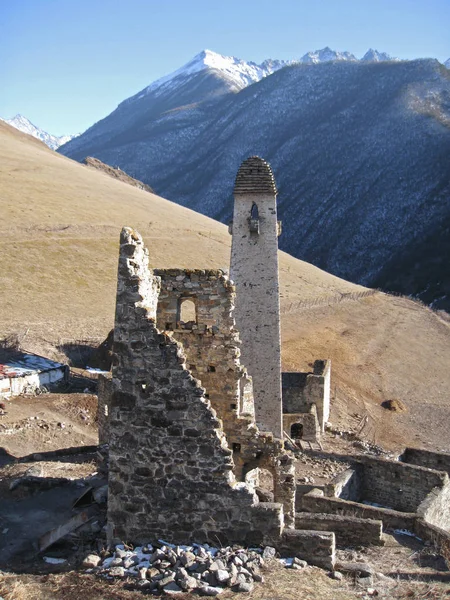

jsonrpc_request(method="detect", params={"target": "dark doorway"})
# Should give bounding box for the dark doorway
[291,423,304,440]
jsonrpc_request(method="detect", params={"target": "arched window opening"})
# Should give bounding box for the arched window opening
[178,298,197,325]
[250,203,259,220]
[249,203,260,234]
[291,423,304,440]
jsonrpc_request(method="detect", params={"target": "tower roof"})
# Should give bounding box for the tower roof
[234,156,277,195]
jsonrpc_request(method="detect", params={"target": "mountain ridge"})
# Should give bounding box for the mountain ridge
[59,53,450,311]
[1,114,77,150]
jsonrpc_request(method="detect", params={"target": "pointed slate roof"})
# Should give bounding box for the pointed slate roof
[234,156,277,195]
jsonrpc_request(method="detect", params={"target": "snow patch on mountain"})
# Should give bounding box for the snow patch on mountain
[300,46,357,64]
[1,114,77,150]
[362,49,397,62]
[139,49,294,98]
[444,58,450,69]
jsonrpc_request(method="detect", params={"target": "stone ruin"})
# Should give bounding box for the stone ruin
[99,156,450,571]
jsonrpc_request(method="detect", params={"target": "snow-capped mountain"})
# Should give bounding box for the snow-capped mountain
[135,49,294,99]
[362,48,396,62]
[128,47,396,101]
[445,58,450,69]
[60,53,450,311]
[300,47,357,63]
[1,114,77,150]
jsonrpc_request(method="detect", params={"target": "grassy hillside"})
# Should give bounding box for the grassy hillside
[1,121,449,452]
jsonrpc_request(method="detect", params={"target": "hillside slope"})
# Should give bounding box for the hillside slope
[2,120,450,452]
[60,58,450,310]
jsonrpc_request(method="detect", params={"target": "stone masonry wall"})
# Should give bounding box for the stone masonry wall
[230,157,283,439]
[417,479,450,532]
[301,489,416,531]
[154,268,296,527]
[107,228,288,546]
[414,520,450,568]
[325,467,362,501]
[401,448,450,476]
[283,406,320,442]
[295,512,383,547]
[356,455,447,513]
[282,360,331,432]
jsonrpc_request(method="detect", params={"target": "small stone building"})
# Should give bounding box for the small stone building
[282,360,331,443]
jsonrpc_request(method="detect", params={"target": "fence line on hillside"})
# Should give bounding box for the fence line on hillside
[280,289,378,315]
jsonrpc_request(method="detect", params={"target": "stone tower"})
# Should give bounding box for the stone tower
[230,156,283,439]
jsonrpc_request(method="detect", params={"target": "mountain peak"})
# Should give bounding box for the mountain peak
[1,114,77,150]
[300,47,358,64]
[362,48,396,62]
[141,50,293,98]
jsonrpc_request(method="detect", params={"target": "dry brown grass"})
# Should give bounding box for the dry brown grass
[0,565,359,600]
[1,121,450,452]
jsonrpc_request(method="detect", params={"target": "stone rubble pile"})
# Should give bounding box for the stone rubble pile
[83,542,297,595]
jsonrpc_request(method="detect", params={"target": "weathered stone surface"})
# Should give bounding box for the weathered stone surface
[107,228,294,546]
[82,554,102,568]
[295,512,383,547]
[230,157,283,439]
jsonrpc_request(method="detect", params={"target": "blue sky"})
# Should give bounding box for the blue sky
[1,0,449,135]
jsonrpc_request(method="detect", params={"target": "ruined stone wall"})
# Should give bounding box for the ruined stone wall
[301,489,416,531]
[414,520,450,568]
[282,373,309,413]
[278,530,335,570]
[283,405,320,442]
[401,448,450,476]
[281,360,331,432]
[295,512,383,547]
[154,269,252,430]
[325,467,362,501]
[107,228,290,546]
[230,157,283,439]
[154,268,296,526]
[417,479,450,532]
[313,360,331,429]
[356,455,447,513]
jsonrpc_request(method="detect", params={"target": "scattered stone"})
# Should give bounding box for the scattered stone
[164,581,183,594]
[90,542,268,594]
[262,546,276,560]
[215,569,230,584]
[123,556,139,569]
[293,557,308,568]
[82,554,102,568]
[330,571,344,580]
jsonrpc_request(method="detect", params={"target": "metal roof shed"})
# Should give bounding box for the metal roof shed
[0,352,68,398]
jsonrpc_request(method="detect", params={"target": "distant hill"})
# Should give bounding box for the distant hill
[59,51,450,310]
